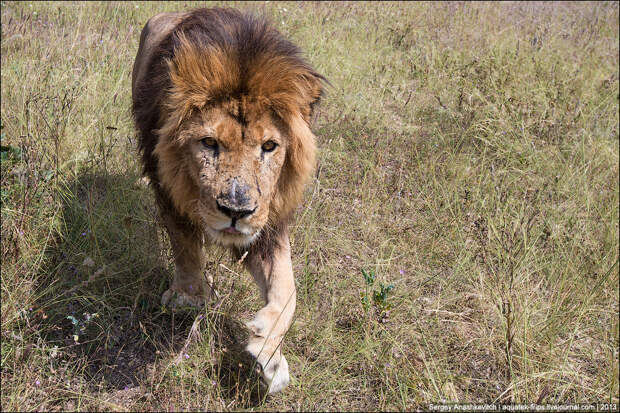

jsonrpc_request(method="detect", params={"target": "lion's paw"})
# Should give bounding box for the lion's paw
[246,337,290,393]
[161,289,205,309]
[264,353,289,393]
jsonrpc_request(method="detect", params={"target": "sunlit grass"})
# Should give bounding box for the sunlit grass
[1,1,618,410]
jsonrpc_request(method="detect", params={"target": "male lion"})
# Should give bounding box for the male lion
[131,8,325,393]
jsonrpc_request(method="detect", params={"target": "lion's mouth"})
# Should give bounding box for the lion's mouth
[206,222,260,247]
[221,226,242,234]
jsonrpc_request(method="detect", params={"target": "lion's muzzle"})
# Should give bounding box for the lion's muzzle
[215,177,258,219]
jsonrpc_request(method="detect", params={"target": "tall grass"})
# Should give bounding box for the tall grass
[1,1,618,410]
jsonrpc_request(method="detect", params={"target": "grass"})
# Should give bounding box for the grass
[1,1,618,410]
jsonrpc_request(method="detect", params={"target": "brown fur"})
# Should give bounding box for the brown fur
[131,7,325,392]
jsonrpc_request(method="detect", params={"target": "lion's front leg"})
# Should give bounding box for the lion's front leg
[160,212,215,308]
[243,230,296,393]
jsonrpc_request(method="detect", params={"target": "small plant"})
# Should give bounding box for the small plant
[360,268,375,311]
[360,268,394,314]
[373,282,394,312]
[66,312,99,343]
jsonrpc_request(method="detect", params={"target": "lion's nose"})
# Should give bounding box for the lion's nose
[216,201,256,220]
[216,178,256,219]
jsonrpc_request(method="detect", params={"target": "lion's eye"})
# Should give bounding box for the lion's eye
[261,140,277,152]
[201,137,218,150]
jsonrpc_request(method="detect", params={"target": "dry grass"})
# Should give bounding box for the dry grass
[1,1,618,411]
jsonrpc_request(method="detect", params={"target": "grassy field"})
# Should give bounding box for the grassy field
[1,1,618,411]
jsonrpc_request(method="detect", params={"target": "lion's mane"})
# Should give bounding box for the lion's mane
[132,8,325,251]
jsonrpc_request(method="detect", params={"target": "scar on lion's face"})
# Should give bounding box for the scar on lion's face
[177,105,286,246]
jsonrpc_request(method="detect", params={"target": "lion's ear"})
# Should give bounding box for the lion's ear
[297,71,325,124]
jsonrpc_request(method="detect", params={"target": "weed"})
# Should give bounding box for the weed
[66,312,99,344]
[360,268,394,315]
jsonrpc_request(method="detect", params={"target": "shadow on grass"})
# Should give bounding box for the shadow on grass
[31,170,267,407]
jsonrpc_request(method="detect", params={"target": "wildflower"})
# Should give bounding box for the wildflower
[399,269,405,275]
[81,232,86,236]
[35,379,41,386]
[184,353,190,359]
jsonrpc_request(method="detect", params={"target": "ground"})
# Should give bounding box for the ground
[1,1,618,411]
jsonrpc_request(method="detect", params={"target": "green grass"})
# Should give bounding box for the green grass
[1,1,618,410]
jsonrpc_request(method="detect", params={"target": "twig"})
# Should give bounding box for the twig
[403,90,412,107]
[435,95,448,110]
[172,314,204,366]
[237,250,248,265]
[64,265,106,296]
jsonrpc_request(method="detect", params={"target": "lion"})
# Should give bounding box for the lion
[131,8,325,393]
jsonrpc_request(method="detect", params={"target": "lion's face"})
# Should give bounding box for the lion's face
[176,104,287,246]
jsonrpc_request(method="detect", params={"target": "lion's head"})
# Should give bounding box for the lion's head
[133,8,325,247]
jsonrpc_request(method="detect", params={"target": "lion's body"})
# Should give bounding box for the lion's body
[131,8,324,393]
